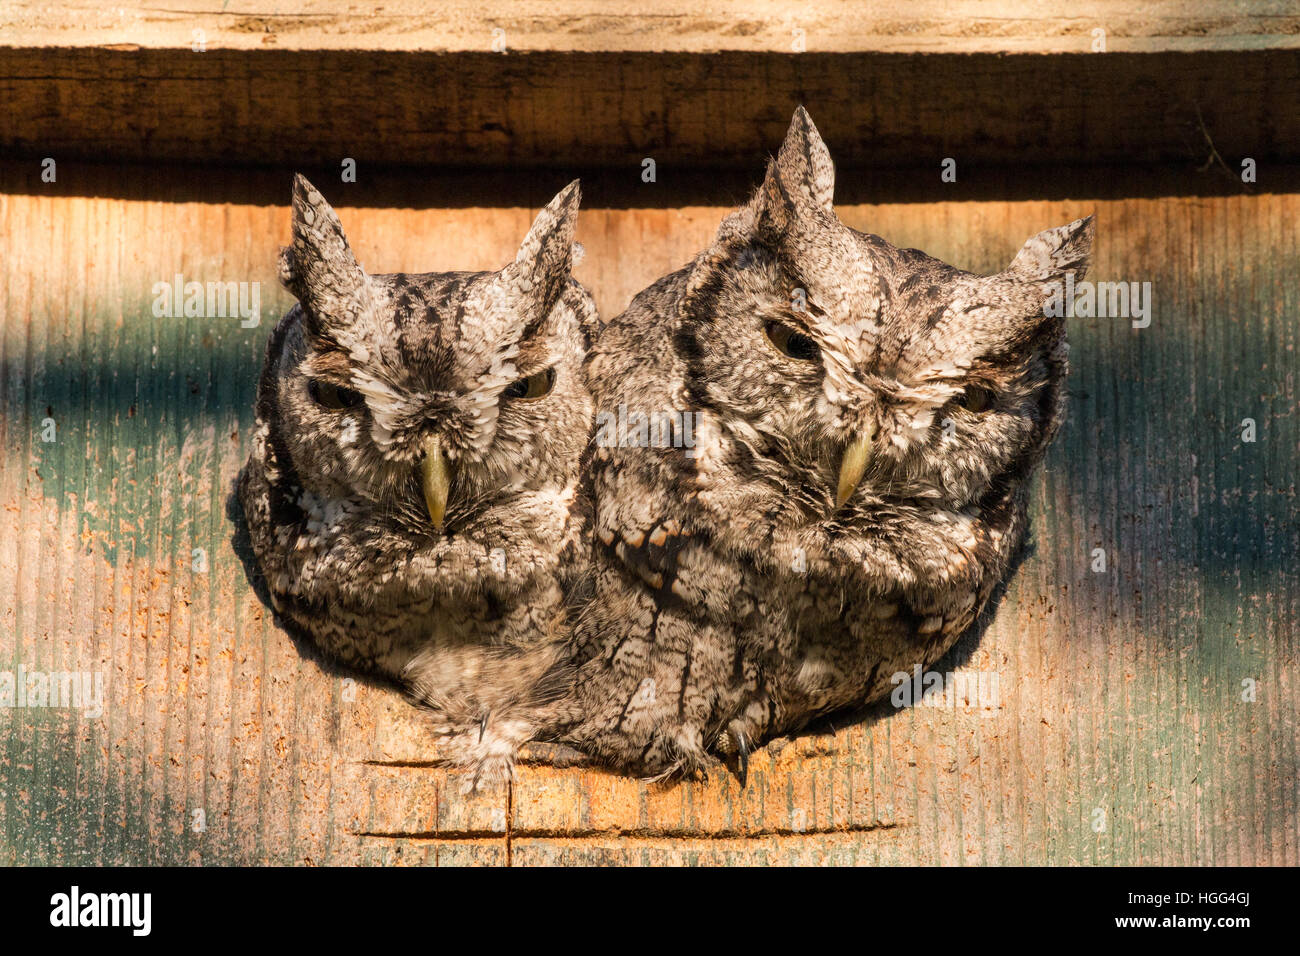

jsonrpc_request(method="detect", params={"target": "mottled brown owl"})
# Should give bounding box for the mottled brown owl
[238,175,596,788]
[557,108,1093,780]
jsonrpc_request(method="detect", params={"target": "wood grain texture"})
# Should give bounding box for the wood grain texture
[0,163,1295,866]
[4,1,1299,53]
[4,45,1300,170]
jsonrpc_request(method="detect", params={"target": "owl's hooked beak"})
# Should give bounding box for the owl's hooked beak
[835,428,876,509]
[420,437,454,530]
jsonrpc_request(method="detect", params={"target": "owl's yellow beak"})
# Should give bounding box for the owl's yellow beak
[836,428,875,509]
[420,437,454,530]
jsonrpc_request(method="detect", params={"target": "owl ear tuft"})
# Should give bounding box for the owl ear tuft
[752,159,798,242]
[281,174,368,329]
[772,106,835,213]
[1009,215,1096,284]
[505,179,582,332]
[745,108,835,245]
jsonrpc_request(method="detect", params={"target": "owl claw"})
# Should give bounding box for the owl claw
[736,731,750,788]
[478,712,489,743]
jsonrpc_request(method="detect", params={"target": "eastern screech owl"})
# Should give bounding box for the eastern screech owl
[558,108,1093,780]
[238,175,597,788]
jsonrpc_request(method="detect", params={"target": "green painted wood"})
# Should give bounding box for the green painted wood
[0,165,1295,865]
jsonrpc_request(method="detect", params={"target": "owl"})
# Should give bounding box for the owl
[557,108,1093,781]
[237,175,597,788]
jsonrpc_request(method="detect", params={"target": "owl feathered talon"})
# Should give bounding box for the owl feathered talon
[517,741,590,768]
[735,731,750,788]
[714,726,751,786]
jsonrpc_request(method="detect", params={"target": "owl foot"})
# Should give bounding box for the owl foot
[765,735,792,757]
[642,760,702,786]
[439,716,537,794]
[639,746,719,786]
[462,755,512,795]
[713,724,752,787]
[517,741,591,768]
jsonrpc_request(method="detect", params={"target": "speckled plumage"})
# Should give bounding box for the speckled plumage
[556,109,1094,779]
[238,175,596,788]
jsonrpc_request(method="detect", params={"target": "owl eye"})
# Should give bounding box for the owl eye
[960,386,995,413]
[764,321,820,362]
[503,367,556,401]
[308,379,364,411]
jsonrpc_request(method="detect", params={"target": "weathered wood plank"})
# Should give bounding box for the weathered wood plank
[0,164,1295,865]
[3,45,1300,170]
[3,1,1298,54]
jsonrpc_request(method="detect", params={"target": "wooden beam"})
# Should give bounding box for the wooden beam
[3,47,1298,169]
[3,1,1298,54]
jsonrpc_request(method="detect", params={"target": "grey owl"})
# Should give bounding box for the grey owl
[557,108,1093,780]
[238,175,597,788]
